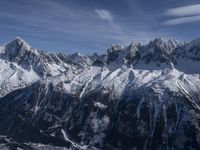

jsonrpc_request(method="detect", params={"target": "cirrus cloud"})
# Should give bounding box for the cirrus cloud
[163,4,200,25]
[163,15,200,25]
[166,4,200,17]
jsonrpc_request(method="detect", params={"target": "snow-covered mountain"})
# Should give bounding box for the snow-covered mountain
[0,37,200,150]
[0,37,92,97]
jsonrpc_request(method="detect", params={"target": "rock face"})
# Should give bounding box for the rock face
[0,37,200,150]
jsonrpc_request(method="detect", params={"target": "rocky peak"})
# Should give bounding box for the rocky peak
[66,52,92,67]
[124,42,141,64]
[172,38,200,61]
[107,44,124,62]
[188,38,200,46]
[2,37,38,62]
[7,37,31,51]
[107,44,123,54]
[148,38,181,52]
[140,38,181,64]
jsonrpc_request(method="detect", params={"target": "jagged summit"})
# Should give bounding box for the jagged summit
[171,37,200,61]
[15,36,29,44]
[7,36,31,50]
[148,38,182,51]
[107,44,124,54]
[188,37,200,45]
[2,37,35,61]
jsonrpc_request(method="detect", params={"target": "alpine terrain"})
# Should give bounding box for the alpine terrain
[0,37,200,150]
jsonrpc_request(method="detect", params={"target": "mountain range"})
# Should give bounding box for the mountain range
[0,37,200,150]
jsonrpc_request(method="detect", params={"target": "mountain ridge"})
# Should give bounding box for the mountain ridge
[0,37,200,149]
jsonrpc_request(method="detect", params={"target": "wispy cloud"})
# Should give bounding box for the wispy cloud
[94,9,114,22]
[163,15,200,25]
[163,4,200,25]
[166,4,200,17]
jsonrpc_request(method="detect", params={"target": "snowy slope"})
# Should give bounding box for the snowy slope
[0,58,39,97]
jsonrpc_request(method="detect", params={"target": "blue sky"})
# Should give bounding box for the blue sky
[0,0,200,54]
